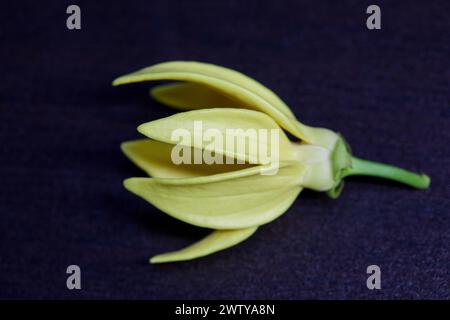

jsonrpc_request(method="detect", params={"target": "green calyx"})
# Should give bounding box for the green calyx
[327,135,353,199]
[327,135,430,199]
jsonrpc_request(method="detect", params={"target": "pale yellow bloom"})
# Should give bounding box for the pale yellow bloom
[113,61,429,263]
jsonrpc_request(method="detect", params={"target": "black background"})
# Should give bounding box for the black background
[0,0,448,299]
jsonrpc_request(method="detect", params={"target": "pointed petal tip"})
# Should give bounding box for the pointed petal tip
[120,139,147,154]
[150,253,191,264]
[149,252,196,264]
[149,255,165,264]
[149,85,164,97]
[120,140,133,153]
[136,123,149,136]
[120,142,141,167]
[148,85,180,107]
[136,121,162,140]
[112,77,124,86]
[123,177,139,192]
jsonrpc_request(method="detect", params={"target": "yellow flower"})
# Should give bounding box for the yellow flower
[113,61,430,263]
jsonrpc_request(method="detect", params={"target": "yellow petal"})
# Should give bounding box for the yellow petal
[114,61,295,117]
[123,163,304,229]
[121,139,250,178]
[113,61,338,148]
[137,108,296,164]
[150,227,257,263]
[150,82,241,110]
[113,61,337,150]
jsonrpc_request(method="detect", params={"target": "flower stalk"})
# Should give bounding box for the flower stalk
[345,157,430,189]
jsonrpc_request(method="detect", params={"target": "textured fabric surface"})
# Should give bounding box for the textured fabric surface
[0,0,448,299]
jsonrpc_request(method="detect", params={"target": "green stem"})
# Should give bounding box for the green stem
[345,157,430,189]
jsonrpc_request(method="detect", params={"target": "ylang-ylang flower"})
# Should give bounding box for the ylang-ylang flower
[113,61,430,263]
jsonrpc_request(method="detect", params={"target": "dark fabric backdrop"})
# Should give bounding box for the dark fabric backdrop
[0,0,448,299]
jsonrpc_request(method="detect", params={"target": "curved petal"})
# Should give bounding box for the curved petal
[121,139,250,178]
[123,163,305,229]
[113,61,339,149]
[137,108,296,164]
[114,62,307,136]
[150,82,241,110]
[115,61,295,116]
[150,227,257,263]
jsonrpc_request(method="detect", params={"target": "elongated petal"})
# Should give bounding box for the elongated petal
[137,108,296,164]
[124,164,304,229]
[121,139,250,178]
[114,61,295,116]
[150,227,257,263]
[114,61,329,143]
[114,61,339,149]
[150,82,242,110]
